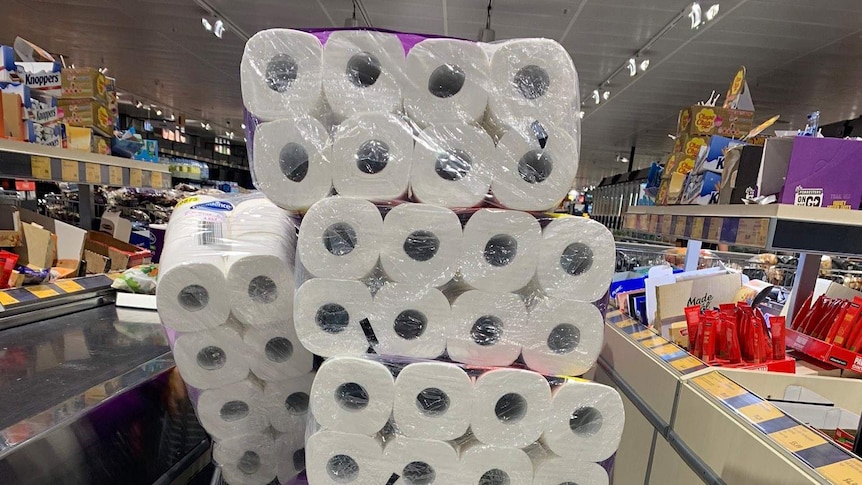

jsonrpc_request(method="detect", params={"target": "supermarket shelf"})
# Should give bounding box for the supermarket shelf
[786,328,862,374]
[0,138,171,189]
[159,147,249,171]
[624,204,862,256]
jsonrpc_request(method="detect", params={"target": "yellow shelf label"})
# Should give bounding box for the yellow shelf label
[85,163,101,184]
[737,402,784,424]
[129,168,143,187]
[150,171,163,188]
[55,279,85,293]
[653,343,682,356]
[768,425,827,453]
[31,156,52,179]
[61,160,79,182]
[630,329,655,340]
[692,372,748,400]
[816,458,862,485]
[670,356,704,372]
[691,217,705,239]
[0,292,19,306]
[640,336,667,349]
[28,285,58,299]
[109,166,123,186]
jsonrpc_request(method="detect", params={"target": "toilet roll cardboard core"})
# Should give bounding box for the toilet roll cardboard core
[293,448,306,471]
[471,315,503,346]
[479,468,511,485]
[356,139,391,174]
[323,222,358,256]
[237,450,261,475]
[435,149,472,181]
[403,461,436,485]
[569,406,603,437]
[560,242,593,276]
[495,393,527,422]
[428,64,466,98]
[547,323,581,354]
[316,303,351,333]
[279,142,310,182]
[403,230,440,262]
[196,345,227,370]
[518,149,553,184]
[248,275,278,304]
[335,382,370,410]
[264,336,294,362]
[513,64,550,100]
[346,51,382,88]
[394,309,428,339]
[484,234,518,267]
[285,392,310,415]
[265,53,298,92]
[178,284,209,312]
[415,387,450,416]
[327,454,360,481]
[219,400,250,422]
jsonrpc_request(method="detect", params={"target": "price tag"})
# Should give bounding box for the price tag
[109,166,123,186]
[150,171,163,188]
[0,292,19,306]
[816,459,862,485]
[737,402,784,424]
[61,160,79,182]
[31,156,52,179]
[670,356,704,372]
[768,425,827,452]
[691,217,705,239]
[707,217,724,241]
[692,372,748,400]
[85,163,101,184]
[55,279,85,293]
[28,285,59,299]
[129,168,143,187]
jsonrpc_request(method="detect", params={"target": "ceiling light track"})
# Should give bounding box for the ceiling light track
[193,0,250,41]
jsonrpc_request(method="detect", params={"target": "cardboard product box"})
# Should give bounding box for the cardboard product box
[693,135,746,173]
[678,105,755,138]
[133,139,159,162]
[83,230,151,274]
[665,151,697,178]
[0,205,21,247]
[779,137,862,209]
[61,68,108,103]
[58,98,111,136]
[719,145,765,204]
[674,134,711,159]
[92,134,110,155]
[13,209,86,273]
[681,169,723,205]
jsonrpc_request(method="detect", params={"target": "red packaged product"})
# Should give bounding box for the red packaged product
[770,316,786,360]
[829,303,859,346]
[790,294,813,330]
[728,320,742,363]
[702,313,716,362]
[684,305,701,352]
[844,297,862,349]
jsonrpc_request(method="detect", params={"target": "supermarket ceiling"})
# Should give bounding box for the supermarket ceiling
[3,0,862,185]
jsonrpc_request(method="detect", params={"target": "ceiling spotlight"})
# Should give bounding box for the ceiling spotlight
[478,0,496,42]
[592,89,601,104]
[201,17,212,32]
[689,2,703,29]
[705,3,720,21]
[169,114,176,121]
[98,67,108,74]
[616,155,629,164]
[155,108,162,116]
[203,122,211,130]
[135,100,143,109]
[241,123,246,130]
[213,19,225,39]
[243,137,248,143]
[627,58,637,77]
[226,131,235,139]
[640,58,650,71]
[603,90,611,100]
[578,111,585,119]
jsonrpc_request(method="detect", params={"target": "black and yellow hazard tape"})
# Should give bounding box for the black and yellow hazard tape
[0,274,113,309]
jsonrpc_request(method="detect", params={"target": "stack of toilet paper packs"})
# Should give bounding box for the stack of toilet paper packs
[157,27,625,485]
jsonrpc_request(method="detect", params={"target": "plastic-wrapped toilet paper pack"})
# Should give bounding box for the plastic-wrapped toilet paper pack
[385,437,460,485]
[537,216,615,302]
[522,297,604,376]
[240,29,323,122]
[252,117,332,212]
[276,431,308,484]
[370,282,450,359]
[460,208,541,292]
[196,380,268,441]
[306,430,390,485]
[471,367,552,448]
[447,290,527,367]
[532,456,609,485]
[392,361,473,440]
[294,278,373,357]
[310,356,395,435]
[213,434,278,485]
[404,38,490,127]
[542,380,625,463]
[172,325,250,390]
[243,322,313,381]
[331,112,413,201]
[264,371,315,433]
[459,440,533,485]
[322,30,405,122]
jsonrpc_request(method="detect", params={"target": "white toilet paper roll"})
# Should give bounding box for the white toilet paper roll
[252,117,332,212]
[244,323,313,381]
[522,297,603,376]
[294,278,372,357]
[460,209,541,292]
[370,282,449,359]
[384,437,459,485]
[226,239,294,327]
[492,124,578,211]
[310,356,395,435]
[276,431,307,484]
[542,381,625,463]
[240,29,323,121]
[163,195,231,248]
[296,197,383,279]
[196,380,268,441]
[322,30,405,121]
[263,371,316,433]
[532,458,608,485]
[214,434,277,485]
[471,368,552,448]
[331,112,413,201]
[411,124,496,208]
[537,216,615,302]
[404,39,490,127]
[393,362,473,440]
[380,203,463,288]
[230,197,295,239]
[157,258,230,332]
[487,39,579,135]
[306,430,389,485]
[459,441,533,485]
[173,326,249,389]
[448,290,527,367]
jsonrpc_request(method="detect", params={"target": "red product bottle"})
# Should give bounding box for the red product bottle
[770,316,786,361]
